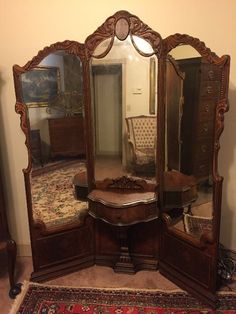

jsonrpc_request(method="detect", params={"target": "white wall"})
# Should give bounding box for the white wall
[93,37,154,117]
[0,0,236,254]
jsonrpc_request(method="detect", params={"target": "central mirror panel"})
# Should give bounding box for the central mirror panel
[90,36,158,182]
[86,22,160,274]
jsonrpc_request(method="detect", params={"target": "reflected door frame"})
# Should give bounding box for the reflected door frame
[91,58,127,169]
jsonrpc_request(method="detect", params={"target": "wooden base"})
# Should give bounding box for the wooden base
[95,219,159,274]
[31,256,94,282]
[159,263,218,309]
[114,226,135,274]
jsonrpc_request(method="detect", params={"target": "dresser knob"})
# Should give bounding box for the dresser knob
[206,86,213,94]
[203,124,208,132]
[199,164,206,170]
[208,70,214,79]
[204,104,209,112]
[201,145,207,153]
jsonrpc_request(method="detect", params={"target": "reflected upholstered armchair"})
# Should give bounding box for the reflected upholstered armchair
[126,115,156,174]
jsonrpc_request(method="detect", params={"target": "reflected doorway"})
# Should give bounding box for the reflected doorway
[92,64,123,180]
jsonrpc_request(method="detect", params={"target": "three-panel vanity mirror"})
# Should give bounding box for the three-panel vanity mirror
[13,11,230,307]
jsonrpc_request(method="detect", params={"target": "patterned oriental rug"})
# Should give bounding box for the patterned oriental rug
[31,161,88,229]
[10,282,236,314]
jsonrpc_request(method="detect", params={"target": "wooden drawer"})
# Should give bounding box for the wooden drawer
[200,81,220,99]
[194,140,213,161]
[89,201,158,226]
[193,161,212,178]
[196,121,214,138]
[198,100,216,119]
[201,64,222,81]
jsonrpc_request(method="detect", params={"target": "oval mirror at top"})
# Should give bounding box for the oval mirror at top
[164,44,219,240]
[19,51,88,231]
[90,36,158,183]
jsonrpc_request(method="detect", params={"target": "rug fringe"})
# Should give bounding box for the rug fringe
[9,281,30,314]
[19,281,186,293]
[10,281,236,295]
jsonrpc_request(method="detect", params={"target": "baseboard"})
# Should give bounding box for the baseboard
[17,244,32,257]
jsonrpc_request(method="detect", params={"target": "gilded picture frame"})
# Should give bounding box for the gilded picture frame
[20,66,60,108]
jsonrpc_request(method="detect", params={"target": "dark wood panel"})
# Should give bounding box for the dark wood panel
[95,220,120,256]
[161,232,213,288]
[129,219,159,257]
[33,221,94,269]
[95,219,159,270]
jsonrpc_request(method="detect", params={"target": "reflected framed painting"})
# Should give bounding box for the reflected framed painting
[20,66,60,107]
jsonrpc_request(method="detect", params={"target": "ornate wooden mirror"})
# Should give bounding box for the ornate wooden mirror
[13,11,230,307]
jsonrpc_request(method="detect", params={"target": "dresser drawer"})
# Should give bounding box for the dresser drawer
[194,161,212,178]
[194,140,213,162]
[196,121,214,138]
[201,64,222,81]
[198,99,216,118]
[200,81,220,99]
[89,201,158,226]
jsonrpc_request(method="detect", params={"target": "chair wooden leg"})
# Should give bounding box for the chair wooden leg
[6,239,22,298]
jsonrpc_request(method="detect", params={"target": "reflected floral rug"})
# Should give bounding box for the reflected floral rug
[10,282,236,314]
[31,161,88,228]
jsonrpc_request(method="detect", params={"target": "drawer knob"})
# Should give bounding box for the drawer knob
[201,145,207,153]
[204,104,209,112]
[208,70,214,79]
[206,86,213,94]
[203,124,209,132]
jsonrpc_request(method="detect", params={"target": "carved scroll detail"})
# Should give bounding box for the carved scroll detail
[14,41,85,74]
[85,10,162,58]
[108,176,146,190]
[15,102,31,173]
[96,175,156,192]
[163,33,227,64]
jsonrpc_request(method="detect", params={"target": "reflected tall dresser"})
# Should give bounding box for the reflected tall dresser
[178,57,221,181]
